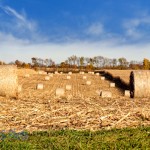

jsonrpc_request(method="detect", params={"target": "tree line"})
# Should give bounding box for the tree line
[1,55,148,70]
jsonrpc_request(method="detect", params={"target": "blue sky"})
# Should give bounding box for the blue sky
[0,0,150,63]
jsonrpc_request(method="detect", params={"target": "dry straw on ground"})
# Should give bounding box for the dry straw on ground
[0,65,18,98]
[0,69,149,132]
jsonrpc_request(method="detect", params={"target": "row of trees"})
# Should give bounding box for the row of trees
[31,57,55,67]
[0,55,147,70]
[62,55,143,69]
[30,55,142,69]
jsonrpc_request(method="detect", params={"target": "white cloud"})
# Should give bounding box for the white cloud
[86,22,104,36]
[0,32,150,63]
[123,15,150,39]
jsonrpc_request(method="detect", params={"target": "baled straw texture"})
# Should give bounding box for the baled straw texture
[130,70,150,98]
[0,65,18,98]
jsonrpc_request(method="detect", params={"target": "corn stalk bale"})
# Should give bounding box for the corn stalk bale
[49,73,53,77]
[130,70,150,98]
[66,85,72,90]
[24,74,30,78]
[124,90,130,97]
[80,71,84,75]
[101,91,112,98]
[96,90,102,96]
[83,76,87,79]
[43,72,47,75]
[38,71,43,75]
[36,84,44,90]
[18,85,22,93]
[45,76,50,81]
[110,83,115,88]
[67,76,71,80]
[55,71,58,74]
[101,77,105,80]
[0,65,18,98]
[56,88,65,96]
[68,72,72,75]
[86,81,91,85]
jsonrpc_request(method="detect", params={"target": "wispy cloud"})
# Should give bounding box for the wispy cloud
[85,22,104,36]
[0,5,41,43]
[0,5,37,32]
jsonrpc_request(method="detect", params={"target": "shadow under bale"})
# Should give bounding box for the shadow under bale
[99,71,130,93]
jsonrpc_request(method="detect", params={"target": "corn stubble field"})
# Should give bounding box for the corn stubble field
[0,69,149,133]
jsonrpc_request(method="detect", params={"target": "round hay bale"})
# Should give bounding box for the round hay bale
[45,76,50,81]
[101,91,112,98]
[66,85,72,90]
[67,76,71,80]
[95,73,99,76]
[60,72,63,74]
[86,81,91,85]
[110,83,115,88]
[91,72,94,75]
[83,76,87,79]
[36,84,44,90]
[55,71,58,74]
[24,74,30,78]
[0,65,18,98]
[101,77,105,80]
[130,71,150,98]
[124,90,130,97]
[56,88,65,96]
